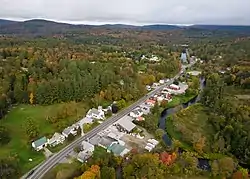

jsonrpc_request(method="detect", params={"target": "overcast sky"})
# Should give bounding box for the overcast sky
[1,0,250,25]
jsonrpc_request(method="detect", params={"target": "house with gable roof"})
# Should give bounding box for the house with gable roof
[32,137,48,151]
[86,107,105,120]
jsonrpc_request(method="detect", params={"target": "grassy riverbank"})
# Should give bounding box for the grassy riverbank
[166,93,197,109]
[166,104,215,153]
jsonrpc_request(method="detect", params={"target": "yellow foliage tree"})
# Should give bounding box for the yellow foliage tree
[99,90,105,99]
[29,92,34,105]
[194,136,206,153]
[78,165,100,179]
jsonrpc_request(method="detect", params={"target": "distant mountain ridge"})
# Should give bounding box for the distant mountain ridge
[0,19,250,36]
[0,19,16,25]
[192,25,250,33]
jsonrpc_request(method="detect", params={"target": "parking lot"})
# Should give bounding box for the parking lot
[121,127,154,152]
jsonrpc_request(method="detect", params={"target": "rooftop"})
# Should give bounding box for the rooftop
[62,126,74,135]
[115,116,136,132]
[82,141,94,151]
[88,108,101,115]
[89,135,102,145]
[99,137,116,148]
[187,71,201,76]
[77,151,92,162]
[78,117,93,126]
[107,143,126,156]
[33,137,47,148]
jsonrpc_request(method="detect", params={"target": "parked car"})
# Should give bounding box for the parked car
[26,170,35,178]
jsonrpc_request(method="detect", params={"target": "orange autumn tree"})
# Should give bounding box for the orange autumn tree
[160,152,177,166]
[77,165,100,179]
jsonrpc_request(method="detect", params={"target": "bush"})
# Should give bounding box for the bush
[0,125,11,146]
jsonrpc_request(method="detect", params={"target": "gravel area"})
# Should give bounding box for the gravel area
[121,127,155,152]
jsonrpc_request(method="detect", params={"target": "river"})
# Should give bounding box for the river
[158,77,210,170]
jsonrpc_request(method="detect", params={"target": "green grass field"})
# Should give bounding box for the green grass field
[0,103,87,174]
[166,104,215,153]
[42,160,82,179]
[166,93,197,108]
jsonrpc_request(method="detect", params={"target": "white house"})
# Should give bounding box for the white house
[148,139,159,146]
[140,104,151,115]
[157,96,165,103]
[166,84,188,95]
[81,141,95,153]
[145,99,156,107]
[146,85,151,91]
[187,71,201,76]
[152,83,160,89]
[32,137,48,151]
[141,55,146,60]
[62,126,77,138]
[145,145,153,152]
[86,107,105,120]
[159,80,165,84]
[48,133,65,147]
[147,142,155,148]
[77,141,95,163]
[169,84,180,90]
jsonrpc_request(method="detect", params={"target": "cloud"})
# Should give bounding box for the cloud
[0,0,250,25]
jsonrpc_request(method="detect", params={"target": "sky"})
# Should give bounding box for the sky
[1,0,250,25]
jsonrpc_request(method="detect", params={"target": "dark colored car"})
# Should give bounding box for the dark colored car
[26,170,35,178]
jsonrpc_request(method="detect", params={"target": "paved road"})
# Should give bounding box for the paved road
[25,62,195,179]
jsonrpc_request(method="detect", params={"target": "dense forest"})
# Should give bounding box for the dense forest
[0,37,180,119]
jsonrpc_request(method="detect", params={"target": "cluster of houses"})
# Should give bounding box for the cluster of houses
[146,79,170,91]
[76,113,161,163]
[31,125,80,152]
[145,139,159,152]
[31,106,110,151]
[163,83,188,95]
[76,98,164,163]
[77,123,131,163]
[141,54,161,62]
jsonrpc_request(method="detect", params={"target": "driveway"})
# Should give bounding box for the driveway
[43,148,53,158]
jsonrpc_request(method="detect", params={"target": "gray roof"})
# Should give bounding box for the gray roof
[132,108,143,116]
[99,137,116,148]
[116,117,136,132]
[81,141,94,151]
[62,126,74,135]
[89,135,102,145]
[77,151,92,162]
[88,108,100,115]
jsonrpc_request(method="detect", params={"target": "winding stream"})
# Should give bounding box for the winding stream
[158,77,210,170]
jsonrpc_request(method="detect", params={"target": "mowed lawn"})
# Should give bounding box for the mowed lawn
[166,93,197,108]
[166,103,215,152]
[0,103,88,174]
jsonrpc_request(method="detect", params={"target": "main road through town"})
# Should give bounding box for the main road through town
[27,62,195,179]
